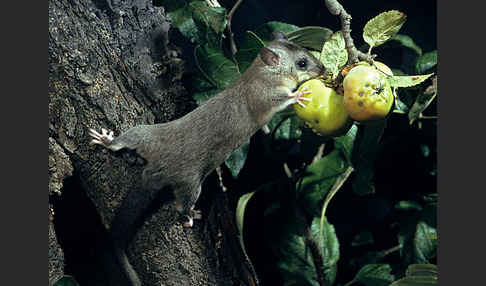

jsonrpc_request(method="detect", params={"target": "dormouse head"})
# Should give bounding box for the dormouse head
[259,31,325,85]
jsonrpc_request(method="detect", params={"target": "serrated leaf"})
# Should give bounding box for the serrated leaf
[363,10,407,49]
[225,139,250,178]
[194,44,240,89]
[415,51,437,74]
[391,34,422,55]
[53,276,80,286]
[287,26,334,51]
[352,264,395,286]
[254,21,300,42]
[321,31,348,79]
[388,73,434,88]
[311,217,340,285]
[233,31,265,74]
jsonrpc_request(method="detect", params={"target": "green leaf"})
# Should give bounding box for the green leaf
[395,201,423,212]
[235,191,255,261]
[363,10,407,49]
[388,73,434,88]
[164,0,201,43]
[267,113,303,141]
[413,222,437,262]
[320,31,348,79]
[276,232,321,286]
[415,51,437,74]
[390,276,438,286]
[398,206,437,265]
[254,21,300,42]
[225,139,250,178]
[287,26,334,51]
[311,217,340,285]
[53,276,80,286]
[334,124,358,163]
[164,0,226,47]
[391,264,438,286]
[233,31,265,74]
[236,191,255,235]
[190,1,227,48]
[350,264,395,286]
[299,150,349,216]
[390,34,422,55]
[351,121,386,196]
[405,264,438,278]
[408,77,437,124]
[194,44,241,89]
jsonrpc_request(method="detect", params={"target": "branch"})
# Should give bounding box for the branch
[324,0,375,64]
[206,0,243,55]
[226,0,244,55]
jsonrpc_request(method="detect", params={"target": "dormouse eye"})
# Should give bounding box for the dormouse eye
[296,58,308,70]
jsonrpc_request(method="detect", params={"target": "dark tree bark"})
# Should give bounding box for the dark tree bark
[49,138,72,285]
[48,0,252,285]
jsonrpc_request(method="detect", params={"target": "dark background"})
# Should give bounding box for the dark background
[217,0,437,285]
[50,1,437,285]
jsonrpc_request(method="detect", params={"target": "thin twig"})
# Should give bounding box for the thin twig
[324,0,375,65]
[418,115,437,120]
[319,166,353,254]
[226,0,244,55]
[312,144,326,164]
[381,245,402,257]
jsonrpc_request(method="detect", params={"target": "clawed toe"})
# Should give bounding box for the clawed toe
[88,128,114,147]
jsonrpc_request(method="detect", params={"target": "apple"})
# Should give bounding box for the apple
[343,62,394,122]
[294,79,352,136]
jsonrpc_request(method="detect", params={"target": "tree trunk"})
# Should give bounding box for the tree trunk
[48,0,253,285]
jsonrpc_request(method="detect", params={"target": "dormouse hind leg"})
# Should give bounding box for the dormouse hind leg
[173,184,203,227]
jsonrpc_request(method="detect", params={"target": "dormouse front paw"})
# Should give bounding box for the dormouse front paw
[288,87,312,107]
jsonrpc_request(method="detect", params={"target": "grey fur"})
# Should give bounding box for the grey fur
[90,36,325,286]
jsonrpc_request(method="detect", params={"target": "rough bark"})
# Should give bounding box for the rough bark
[49,0,249,285]
[49,138,73,285]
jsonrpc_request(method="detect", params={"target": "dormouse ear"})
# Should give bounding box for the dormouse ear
[271,30,288,41]
[260,47,280,66]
